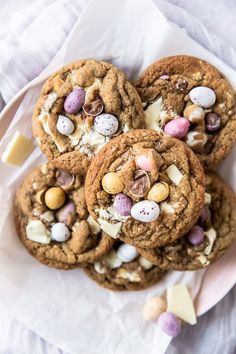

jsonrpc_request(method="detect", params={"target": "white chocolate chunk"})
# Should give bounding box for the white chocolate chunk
[94,261,106,274]
[145,98,168,131]
[196,254,210,266]
[160,202,175,214]
[84,79,102,103]
[122,124,130,133]
[97,218,122,238]
[97,207,129,223]
[167,284,197,325]
[39,114,67,153]
[204,193,212,205]
[139,256,153,270]
[1,131,34,166]
[79,130,106,151]
[166,164,183,185]
[68,124,82,146]
[106,206,130,222]
[204,228,217,255]
[87,215,101,235]
[116,268,141,282]
[26,220,50,244]
[102,250,122,269]
[42,92,57,112]
[40,211,55,223]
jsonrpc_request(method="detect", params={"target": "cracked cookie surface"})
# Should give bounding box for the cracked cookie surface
[138,172,236,270]
[135,55,236,169]
[85,129,205,248]
[84,241,166,291]
[14,163,114,269]
[33,59,144,175]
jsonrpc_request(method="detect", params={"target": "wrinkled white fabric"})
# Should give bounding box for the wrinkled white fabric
[0,0,85,103]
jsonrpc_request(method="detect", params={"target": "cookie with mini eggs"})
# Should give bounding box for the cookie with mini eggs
[84,241,166,291]
[14,163,114,269]
[33,59,144,175]
[85,129,205,248]
[138,172,236,270]
[135,55,236,168]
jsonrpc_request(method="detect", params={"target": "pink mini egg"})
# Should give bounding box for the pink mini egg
[164,117,190,139]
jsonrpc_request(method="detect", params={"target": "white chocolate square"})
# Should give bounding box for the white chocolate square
[87,215,101,235]
[26,220,50,244]
[167,283,197,325]
[204,228,217,255]
[1,131,34,166]
[97,218,122,238]
[166,164,183,186]
[204,193,212,205]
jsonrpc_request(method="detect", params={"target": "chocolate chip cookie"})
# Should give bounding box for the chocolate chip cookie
[33,59,144,175]
[135,55,236,168]
[138,172,236,270]
[14,163,114,269]
[85,129,205,248]
[84,241,166,291]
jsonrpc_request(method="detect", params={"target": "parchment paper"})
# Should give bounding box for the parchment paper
[0,0,236,353]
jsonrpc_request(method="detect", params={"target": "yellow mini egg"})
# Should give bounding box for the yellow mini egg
[143,296,167,321]
[147,182,169,203]
[45,187,66,210]
[102,172,124,194]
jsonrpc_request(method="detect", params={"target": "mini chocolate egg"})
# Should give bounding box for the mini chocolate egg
[205,113,221,132]
[113,193,132,216]
[51,222,70,242]
[117,244,138,263]
[189,86,216,108]
[64,88,86,114]
[158,312,181,337]
[56,115,75,136]
[135,155,153,171]
[147,182,169,202]
[56,201,75,226]
[94,113,119,136]
[164,117,190,139]
[186,225,204,246]
[131,200,160,222]
[45,187,66,210]
[102,172,124,194]
[143,296,167,321]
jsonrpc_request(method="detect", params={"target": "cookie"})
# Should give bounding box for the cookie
[135,55,236,168]
[85,129,205,248]
[14,163,114,269]
[33,59,144,175]
[84,241,166,291]
[138,172,236,270]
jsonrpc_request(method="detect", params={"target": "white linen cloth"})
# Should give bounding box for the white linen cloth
[0,0,85,103]
[0,1,236,354]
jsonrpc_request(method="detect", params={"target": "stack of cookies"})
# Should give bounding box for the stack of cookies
[14,56,236,291]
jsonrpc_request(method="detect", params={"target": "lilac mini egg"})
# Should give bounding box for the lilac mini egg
[64,88,86,114]
[113,193,132,216]
[186,225,204,246]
